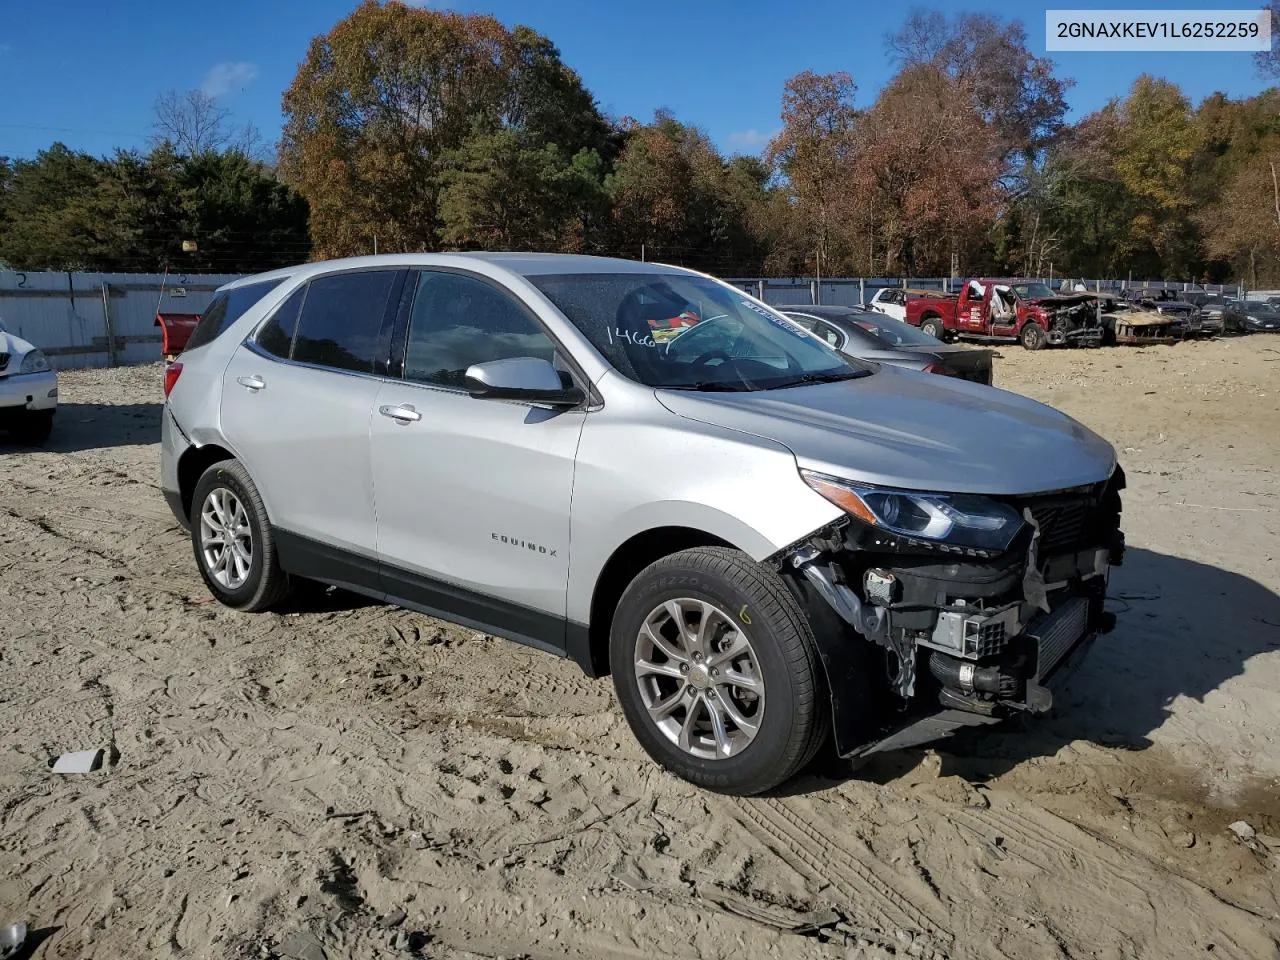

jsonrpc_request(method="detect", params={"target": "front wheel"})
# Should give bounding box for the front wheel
[919,317,945,340]
[190,460,290,611]
[609,547,828,795]
[1020,322,1047,350]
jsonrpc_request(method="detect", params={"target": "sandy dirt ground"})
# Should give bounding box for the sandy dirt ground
[1,338,1278,960]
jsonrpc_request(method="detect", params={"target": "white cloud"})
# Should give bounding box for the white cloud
[201,61,259,98]
[726,128,777,153]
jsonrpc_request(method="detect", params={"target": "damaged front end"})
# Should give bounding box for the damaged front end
[1034,296,1105,347]
[776,467,1126,759]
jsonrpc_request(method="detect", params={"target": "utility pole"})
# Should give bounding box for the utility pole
[815,247,821,305]
[373,234,379,256]
[641,244,645,262]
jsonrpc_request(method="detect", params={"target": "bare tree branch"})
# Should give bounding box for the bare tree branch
[152,90,235,155]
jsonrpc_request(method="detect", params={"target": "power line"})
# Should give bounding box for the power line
[0,122,152,141]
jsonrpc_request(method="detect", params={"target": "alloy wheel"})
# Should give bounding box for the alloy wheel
[199,487,253,589]
[633,598,765,760]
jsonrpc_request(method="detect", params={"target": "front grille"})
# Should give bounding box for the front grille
[1030,499,1091,554]
[1003,486,1102,557]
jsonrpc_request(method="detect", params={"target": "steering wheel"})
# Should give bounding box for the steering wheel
[690,350,732,375]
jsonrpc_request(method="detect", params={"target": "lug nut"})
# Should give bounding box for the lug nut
[679,663,689,674]
[693,652,703,662]
[710,668,719,678]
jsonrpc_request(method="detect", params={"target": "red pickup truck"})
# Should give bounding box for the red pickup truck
[905,279,1103,350]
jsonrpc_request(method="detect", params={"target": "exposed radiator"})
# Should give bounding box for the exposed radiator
[1029,597,1089,679]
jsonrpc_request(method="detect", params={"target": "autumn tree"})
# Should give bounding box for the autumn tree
[888,9,1070,170]
[605,112,763,273]
[279,1,609,257]
[849,65,1000,276]
[766,71,858,276]
[1203,143,1280,285]
[1110,76,1201,275]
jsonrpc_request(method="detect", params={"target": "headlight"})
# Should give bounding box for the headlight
[801,470,1025,553]
[19,350,50,374]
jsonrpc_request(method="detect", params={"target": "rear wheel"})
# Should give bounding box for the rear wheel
[9,410,53,445]
[191,460,290,611]
[1020,322,1047,350]
[919,317,945,340]
[609,547,828,795]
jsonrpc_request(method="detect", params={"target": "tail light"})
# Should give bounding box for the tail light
[923,363,951,376]
[163,361,184,398]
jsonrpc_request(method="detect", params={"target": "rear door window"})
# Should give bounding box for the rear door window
[292,270,399,374]
[255,286,307,359]
[812,321,844,348]
[185,277,287,352]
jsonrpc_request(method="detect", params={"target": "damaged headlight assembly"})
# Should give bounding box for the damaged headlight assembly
[800,471,1025,556]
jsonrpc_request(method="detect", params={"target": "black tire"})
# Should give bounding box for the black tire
[1020,322,1046,351]
[190,459,290,612]
[609,546,828,796]
[919,317,945,341]
[9,410,53,445]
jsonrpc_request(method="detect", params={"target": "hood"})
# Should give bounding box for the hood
[1025,294,1097,309]
[656,366,1115,496]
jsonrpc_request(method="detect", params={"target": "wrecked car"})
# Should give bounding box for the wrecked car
[906,278,1104,350]
[161,253,1125,796]
[1098,298,1182,346]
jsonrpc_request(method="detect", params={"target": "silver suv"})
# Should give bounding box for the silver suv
[161,254,1125,795]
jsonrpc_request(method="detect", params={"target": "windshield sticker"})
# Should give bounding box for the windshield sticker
[738,299,798,332]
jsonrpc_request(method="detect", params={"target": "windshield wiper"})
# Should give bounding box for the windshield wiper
[687,381,746,392]
[772,370,871,388]
[661,381,747,392]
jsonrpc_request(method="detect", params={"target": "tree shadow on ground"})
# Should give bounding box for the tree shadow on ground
[0,402,161,453]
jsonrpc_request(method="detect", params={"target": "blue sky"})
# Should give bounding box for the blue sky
[0,0,1273,161]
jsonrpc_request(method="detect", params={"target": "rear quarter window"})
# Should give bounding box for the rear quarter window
[184,277,288,352]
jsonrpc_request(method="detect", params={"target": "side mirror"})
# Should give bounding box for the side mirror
[463,357,585,407]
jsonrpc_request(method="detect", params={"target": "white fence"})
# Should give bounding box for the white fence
[0,271,242,370]
[1,269,1259,370]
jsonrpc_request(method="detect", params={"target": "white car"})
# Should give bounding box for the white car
[867,287,908,321]
[0,320,57,444]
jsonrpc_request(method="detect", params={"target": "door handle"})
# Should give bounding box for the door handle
[378,403,422,424]
[236,375,266,392]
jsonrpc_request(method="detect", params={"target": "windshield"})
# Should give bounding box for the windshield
[530,273,871,391]
[846,312,944,347]
[1011,282,1056,300]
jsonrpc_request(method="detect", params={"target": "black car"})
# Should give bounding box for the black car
[780,305,995,385]
[1227,302,1280,333]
